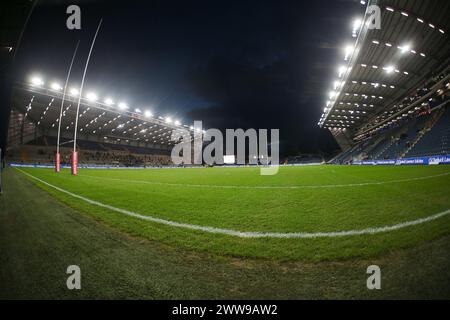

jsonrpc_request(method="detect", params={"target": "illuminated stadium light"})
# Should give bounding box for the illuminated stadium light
[333,80,342,90]
[417,18,424,23]
[439,29,445,34]
[70,88,79,96]
[400,11,408,17]
[352,18,362,37]
[338,65,346,78]
[386,7,394,12]
[344,45,354,60]
[118,102,128,110]
[428,23,435,29]
[30,76,44,86]
[144,110,152,118]
[50,82,62,91]
[399,44,411,54]
[104,98,114,105]
[383,65,395,74]
[165,117,172,123]
[174,120,181,126]
[329,91,337,99]
[135,108,142,113]
[86,92,98,102]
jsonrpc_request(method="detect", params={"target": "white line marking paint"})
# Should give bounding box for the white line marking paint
[16,168,450,239]
[78,171,450,189]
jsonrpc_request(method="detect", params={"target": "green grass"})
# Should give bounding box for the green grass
[2,167,450,299]
[14,164,450,261]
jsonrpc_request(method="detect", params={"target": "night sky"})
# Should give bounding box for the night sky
[14,0,363,156]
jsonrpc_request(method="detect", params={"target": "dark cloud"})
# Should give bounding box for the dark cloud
[185,56,338,156]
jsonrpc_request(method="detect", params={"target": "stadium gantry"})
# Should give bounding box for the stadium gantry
[319,0,450,163]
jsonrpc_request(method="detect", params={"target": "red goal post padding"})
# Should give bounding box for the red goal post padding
[55,153,61,173]
[71,151,78,175]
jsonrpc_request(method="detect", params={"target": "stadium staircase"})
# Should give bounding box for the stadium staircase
[373,140,394,160]
[330,145,359,163]
[382,114,432,159]
[400,111,442,158]
[404,106,450,157]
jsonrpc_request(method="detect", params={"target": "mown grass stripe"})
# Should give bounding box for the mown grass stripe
[16,168,450,239]
[78,171,450,189]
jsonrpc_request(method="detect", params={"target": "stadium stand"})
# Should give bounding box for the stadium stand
[5,75,190,166]
[318,0,450,163]
[6,136,172,167]
[284,154,324,164]
[405,106,450,157]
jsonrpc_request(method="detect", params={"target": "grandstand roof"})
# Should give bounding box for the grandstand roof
[12,82,201,148]
[318,0,450,139]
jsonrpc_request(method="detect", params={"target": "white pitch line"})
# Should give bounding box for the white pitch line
[16,168,450,239]
[78,171,450,189]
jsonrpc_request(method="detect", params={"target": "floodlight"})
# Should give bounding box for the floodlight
[174,120,181,125]
[144,110,152,118]
[384,65,395,74]
[344,45,354,60]
[352,18,362,31]
[104,98,114,105]
[329,91,337,99]
[165,117,172,123]
[70,88,79,96]
[338,65,346,78]
[30,76,44,86]
[399,44,411,54]
[86,92,98,101]
[51,82,62,91]
[118,102,128,110]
